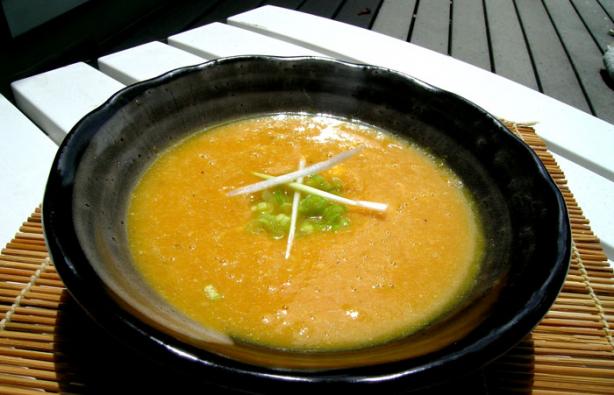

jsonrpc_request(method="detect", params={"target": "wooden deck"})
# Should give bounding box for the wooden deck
[1,0,613,123]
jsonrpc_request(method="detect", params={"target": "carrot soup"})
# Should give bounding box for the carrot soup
[127,114,484,351]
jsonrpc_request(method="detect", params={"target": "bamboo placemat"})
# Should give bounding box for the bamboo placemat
[0,124,612,394]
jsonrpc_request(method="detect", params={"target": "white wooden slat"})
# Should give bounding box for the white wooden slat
[168,22,325,59]
[553,153,614,261]
[0,95,57,246]
[11,62,125,145]
[228,6,614,183]
[98,41,207,85]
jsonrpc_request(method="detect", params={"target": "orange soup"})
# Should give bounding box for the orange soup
[127,114,483,351]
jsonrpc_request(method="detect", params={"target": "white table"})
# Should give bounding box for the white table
[1,5,612,266]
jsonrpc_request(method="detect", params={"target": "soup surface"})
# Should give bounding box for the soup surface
[127,114,483,351]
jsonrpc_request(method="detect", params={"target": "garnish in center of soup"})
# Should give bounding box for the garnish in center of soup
[246,175,351,239]
[127,114,484,351]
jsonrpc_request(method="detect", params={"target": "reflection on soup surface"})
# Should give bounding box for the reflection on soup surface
[127,114,483,351]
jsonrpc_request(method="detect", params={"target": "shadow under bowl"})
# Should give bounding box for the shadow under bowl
[43,56,570,392]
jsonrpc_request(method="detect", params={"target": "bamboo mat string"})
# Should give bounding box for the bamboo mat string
[573,241,614,351]
[0,257,51,332]
[504,120,612,351]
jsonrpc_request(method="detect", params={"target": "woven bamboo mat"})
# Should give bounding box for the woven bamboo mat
[0,124,612,394]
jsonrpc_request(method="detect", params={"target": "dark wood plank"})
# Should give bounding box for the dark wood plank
[103,0,222,52]
[299,0,344,18]
[264,0,305,9]
[570,0,613,52]
[484,0,538,90]
[371,0,416,41]
[2,0,90,38]
[410,0,450,55]
[515,0,591,113]
[544,0,614,123]
[0,3,12,45]
[0,0,172,99]
[335,0,383,29]
[187,0,265,28]
[597,0,614,19]
[450,0,490,71]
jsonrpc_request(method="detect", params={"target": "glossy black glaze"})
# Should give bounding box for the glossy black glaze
[43,56,570,392]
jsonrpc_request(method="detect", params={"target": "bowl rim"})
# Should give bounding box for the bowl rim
[42,55,571,390]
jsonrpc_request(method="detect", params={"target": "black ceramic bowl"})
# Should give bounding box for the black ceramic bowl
[43,56,570,392]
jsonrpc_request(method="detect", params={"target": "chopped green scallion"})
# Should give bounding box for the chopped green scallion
[247,173,351,239]
[299,194,329,216]
[204,284,222,301]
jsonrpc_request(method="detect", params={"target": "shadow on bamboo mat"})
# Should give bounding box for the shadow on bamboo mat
[52,291,530,394]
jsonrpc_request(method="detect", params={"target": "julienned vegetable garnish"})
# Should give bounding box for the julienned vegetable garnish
[226,147,363,196]
[285,158,306,259]
[252,172,388,212]
[247,175,351,239]
[229,148,388,258]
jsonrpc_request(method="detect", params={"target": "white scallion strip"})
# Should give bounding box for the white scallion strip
[253,172,388,213]
[227,147,362,196]
[285,157,305,260]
